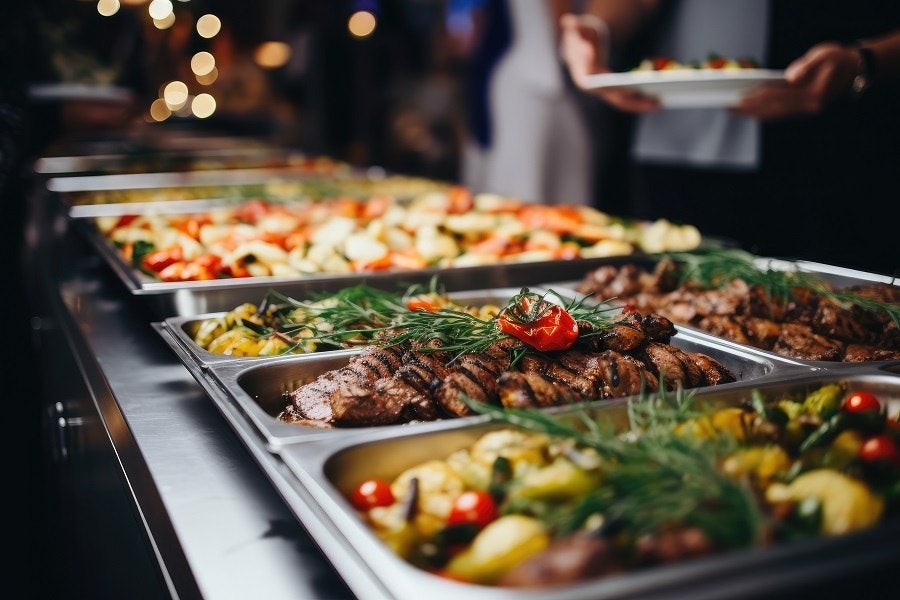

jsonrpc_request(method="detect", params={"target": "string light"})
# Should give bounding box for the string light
[97,0,120,17]
[153,12,176,29]
[347,10,377,38]
[149,98,171,122]
[190,51,216,76]
[163,80,189,110]
[253,42,291,69]
[195,67,218,85]
[191,93,216,118]
[148,0,173,21]
[196,14,221,38]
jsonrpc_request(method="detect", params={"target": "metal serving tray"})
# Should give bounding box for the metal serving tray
[34,146,311,177]
[155,312,808,450]
[272,369,900,600]
[157,287,543,368]
[546,257,900,368]
[80,213,661,318]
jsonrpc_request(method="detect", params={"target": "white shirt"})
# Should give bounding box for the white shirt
[632,0,770,169]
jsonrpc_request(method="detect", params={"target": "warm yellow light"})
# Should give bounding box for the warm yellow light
[153,12,176,29]
[148,0,173,21]
[190,51,215,76]
[121,0,148,5]
[191,94,216,118]
[195,67,218,85]
[149,98,171,122]
[347,11,377,38]
[163,80,189,109]
[97,0,120,17]
[253,41,291,69]
[196,14,221,38]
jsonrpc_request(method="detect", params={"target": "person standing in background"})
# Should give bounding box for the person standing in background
[460,0,603,205]
[560,0,900,276]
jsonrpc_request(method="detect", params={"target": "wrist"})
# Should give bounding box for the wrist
[851,42,876,96]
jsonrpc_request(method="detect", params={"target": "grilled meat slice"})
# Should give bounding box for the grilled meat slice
[843,344,900,362]
[636,342,691,390]
[497,371,584,409]
[683,352,737,385]
[812,299,876,345]
[741,316,782,349]
[434,345,511,416]
[697,315,753,346]
[773,323,845,361]
[577,264,647,297]
[518,354,601,397]
[640,313,677,342]
[578,316,646,353]
[560,350,654,397]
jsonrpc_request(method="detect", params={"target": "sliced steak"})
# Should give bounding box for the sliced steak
[497,371,584,409]
[773,323,845,361]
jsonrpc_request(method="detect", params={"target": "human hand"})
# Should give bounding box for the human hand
[559,13,660,113]
[732,42,860,121]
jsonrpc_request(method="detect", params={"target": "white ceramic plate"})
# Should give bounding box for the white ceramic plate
[582,69,786,108]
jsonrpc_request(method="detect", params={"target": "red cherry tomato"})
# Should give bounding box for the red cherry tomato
[141,246,184,273]
[406,298,440,312]
[842,391,882,414]
[350,479,395,510]
[498,294,579,352]
[446,490,498,529]
[859,434,900,464]
[653,57,674,70]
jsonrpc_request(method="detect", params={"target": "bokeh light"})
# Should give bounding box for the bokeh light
[190,51,216,76]
[149,98,171,122]
[97,0,120,17]
[196,14,221,38]
[163,80,189,109]
[191,94,216,118]
[347,11,377,38]
[153,12,176,29]
[253,41,291,69]
[195,67,218,85]
[148,0,173,21]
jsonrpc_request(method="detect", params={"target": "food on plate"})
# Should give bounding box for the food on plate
[279,288,735,427]
[346,382,900,586]
[190,282,502,357]
[97,188,703,282]
[576,249,900,362]
[633,53,762,71]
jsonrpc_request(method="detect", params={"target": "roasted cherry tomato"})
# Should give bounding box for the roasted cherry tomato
[707,56,728,69]
[842,391,882,414]
[114,214,139,229]
[653,56,674,70]
[498,295,579,352]
[446,490,498,529]
[406,298,440,312]
[141,247,184,273]
[350,479,395,511]
[859,434,900,464]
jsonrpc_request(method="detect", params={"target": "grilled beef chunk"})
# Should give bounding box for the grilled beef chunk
[637,342,690,390]
[498,371,584,408]
[843,344,900,362]
[773,323,845,361]
[684,352,737,385]
[577,264,899,363]
[434,343,511,416]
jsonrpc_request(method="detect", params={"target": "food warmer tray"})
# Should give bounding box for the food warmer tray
[154,299,811,451]
[33,146,311,177]
[546,257,900,369]
[77,214,666,318]
[182,364,900,599]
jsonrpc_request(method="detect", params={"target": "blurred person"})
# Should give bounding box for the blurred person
[560,0,900,275]
[459,0,603,205]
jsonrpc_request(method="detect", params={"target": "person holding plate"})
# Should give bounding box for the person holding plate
[559,0,900,276]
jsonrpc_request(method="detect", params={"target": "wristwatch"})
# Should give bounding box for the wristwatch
[851,43,876,96]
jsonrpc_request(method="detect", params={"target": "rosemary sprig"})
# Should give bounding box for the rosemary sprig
[377,288,618,364]
[665,248,900,326]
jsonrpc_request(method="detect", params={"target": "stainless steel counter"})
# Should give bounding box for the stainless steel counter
[28,191,355,599]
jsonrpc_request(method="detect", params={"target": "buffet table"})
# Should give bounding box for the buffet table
[26,183,354,599]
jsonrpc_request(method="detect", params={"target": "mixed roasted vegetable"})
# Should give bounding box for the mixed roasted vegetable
[191,281,503,357]
[346,382,900,587]
[98,187,702,282]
